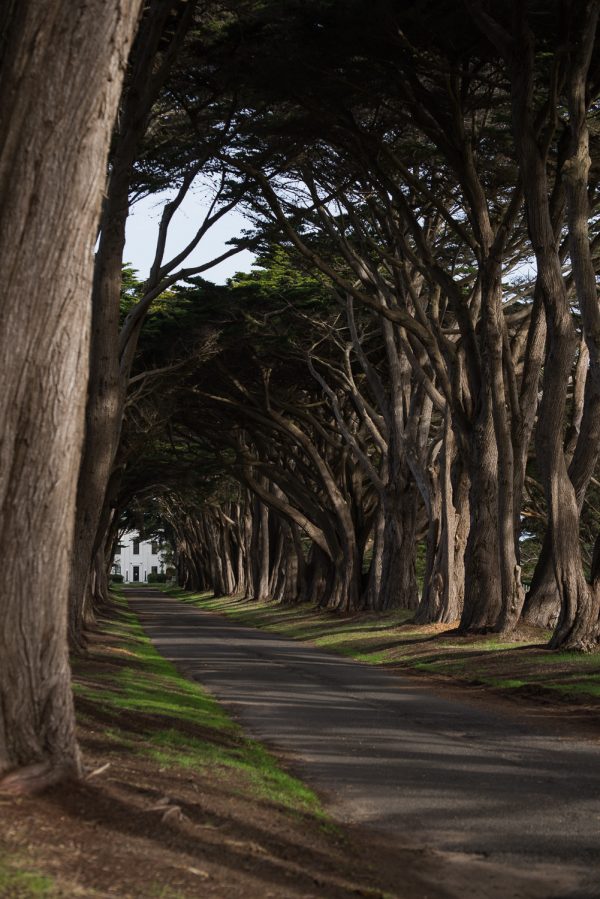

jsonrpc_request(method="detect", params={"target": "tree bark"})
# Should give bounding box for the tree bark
[460,397,503,631]
[68,2,194,649]
[510,11,599,650]
[251,494,271,601]
[376,482,419,611]
[0,0,142,793]
[418,422,469,624]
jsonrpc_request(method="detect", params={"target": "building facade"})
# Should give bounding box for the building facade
[112,531,165,583]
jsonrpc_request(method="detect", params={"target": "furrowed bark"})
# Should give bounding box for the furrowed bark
[510,10,598,650]
[0,0,142,793]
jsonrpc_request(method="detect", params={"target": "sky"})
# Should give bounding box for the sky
[124,185,257,285]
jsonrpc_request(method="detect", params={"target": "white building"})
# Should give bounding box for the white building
[112,531,165,583]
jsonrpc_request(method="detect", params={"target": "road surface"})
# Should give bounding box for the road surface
[128,589,600,899]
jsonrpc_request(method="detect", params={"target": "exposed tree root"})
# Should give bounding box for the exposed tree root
[0,761,77,796]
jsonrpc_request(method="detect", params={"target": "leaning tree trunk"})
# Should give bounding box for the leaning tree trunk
[522,533,560,628]
[511,19,598,650]
[0,0,142,794]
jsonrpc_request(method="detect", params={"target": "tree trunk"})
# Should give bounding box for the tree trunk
[417,425,469,625]
[460,399,503,631]
[522,533,560,628]
[251,495,270,601]
[68,2,195,647]
[306,544,331,606]
[0,0,142,794]
[376,483,419,611]
[364,507,385,610]
[510,17,599,650]
[482,263,524,632]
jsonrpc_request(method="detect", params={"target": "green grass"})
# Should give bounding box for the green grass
[0,860,56,898]
[147,886,187,899]
[484,678,527,690]
[538,650,600,664]
[80,591,326,819]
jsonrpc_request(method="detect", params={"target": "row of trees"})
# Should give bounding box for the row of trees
[121,0,600,646]
[2,0,600,793]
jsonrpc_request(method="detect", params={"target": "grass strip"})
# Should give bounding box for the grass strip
[76,592,326,820]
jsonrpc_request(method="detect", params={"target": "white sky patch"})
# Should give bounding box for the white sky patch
[124,186,256,285]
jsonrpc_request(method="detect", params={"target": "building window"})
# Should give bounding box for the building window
[151,565,158,575]
[133,540,140,555]
[151,541,158,556]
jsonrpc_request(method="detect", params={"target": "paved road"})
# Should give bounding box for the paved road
[129,590,600,899]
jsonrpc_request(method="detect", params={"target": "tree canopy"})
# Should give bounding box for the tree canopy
[3,0,600,794]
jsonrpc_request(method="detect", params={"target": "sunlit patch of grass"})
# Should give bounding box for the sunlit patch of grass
[146,730,321,811]
[487,678,526,690]
[538,651,600,664]
[352,650,391,664]
[545,680,600,697]
[0,860,56,898]
[90,590,327,822]
[413,658,468,672]
[147,886,187,899]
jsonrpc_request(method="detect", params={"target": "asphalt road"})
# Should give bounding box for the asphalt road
[128,590,600,899]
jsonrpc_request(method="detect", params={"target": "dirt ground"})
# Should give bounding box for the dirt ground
[1,749,403,899]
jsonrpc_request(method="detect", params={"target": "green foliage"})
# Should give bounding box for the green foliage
[119,264,144,319]
[147,572,167,583]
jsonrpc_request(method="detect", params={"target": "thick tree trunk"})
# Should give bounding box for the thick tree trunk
[364,508,385,610]
[522,533,560,628]
[460,399,503,631]
[242,499,255,598]
[219,521,237,595]
[251,495,271,601]
[280,530,301,603]
[0,0,141,794]
[306,544,331,606]
[268,520,285,599]
[417,426,469,625]
[233,527,247,594]
[68,2,195,647]
[90,546,110,616]
[482,264,524,632]
[376,483,419,611]
[291,523,309,602]
[511,18,599,650]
